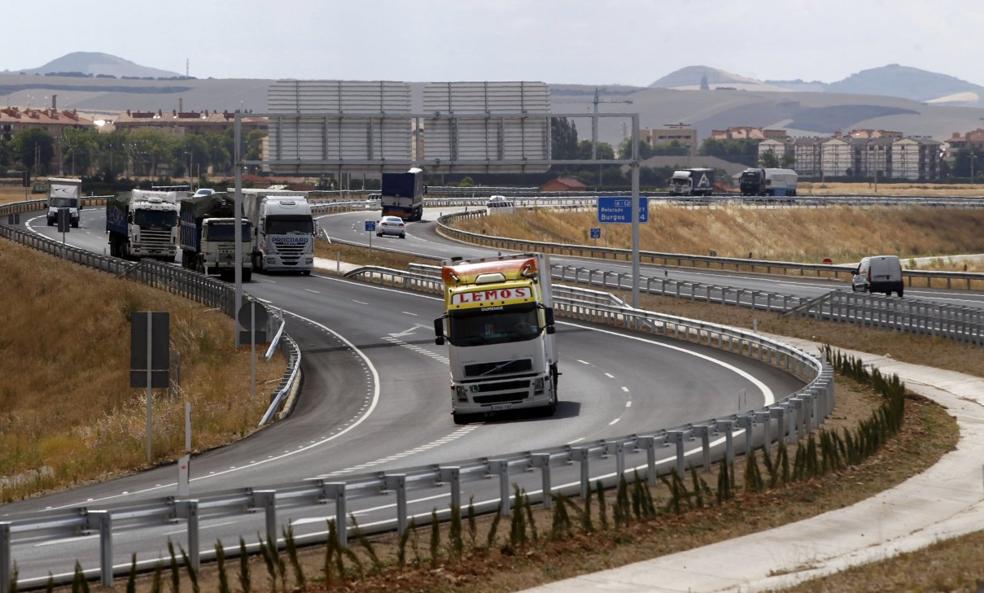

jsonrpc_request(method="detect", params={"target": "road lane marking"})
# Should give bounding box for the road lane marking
[604,372,615,379]
[577,359,590,365]
[402,311,419,316]
[621,386,630,393]
[608,418,620,426]
[352,299,369,305]
[304,289,321,294]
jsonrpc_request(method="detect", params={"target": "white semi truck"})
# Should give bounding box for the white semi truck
[46,177,83,227]
[179,193,253,282]
[434,253,559,424]
[106,190,181,260]
[241,189,315,274]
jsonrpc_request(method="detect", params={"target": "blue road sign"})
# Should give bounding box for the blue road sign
[589,227,601,239]
[364,220,377,232]
[597,196,648,224]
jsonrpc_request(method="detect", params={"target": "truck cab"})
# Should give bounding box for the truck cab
[106,190,180,260]
[669,168,714,196]
[434,254,559,424]
[242,190,315,274]
[46,178,83,227]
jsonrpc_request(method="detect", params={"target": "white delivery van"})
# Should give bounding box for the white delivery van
[852,255,904,297]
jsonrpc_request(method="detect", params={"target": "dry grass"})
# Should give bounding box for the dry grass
[905,256,984,273]
[315,239,438,269]
[453,205,984,264]
[89,375,957,593]
[0,186,33,204]
[0,240,286,501]
[798,181,984,197]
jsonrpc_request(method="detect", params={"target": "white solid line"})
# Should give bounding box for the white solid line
[567,437,585,444]
[304,289,321,294]
[352,299,369,305]
[609,418,621,426]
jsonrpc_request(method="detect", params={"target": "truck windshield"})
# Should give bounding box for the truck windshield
[206,222,251,242]
[266,216,313,235]
[135,210,178,227]
[49,197,77,208]
[449,303,541,347]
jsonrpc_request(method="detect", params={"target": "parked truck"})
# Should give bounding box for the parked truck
[106,190,180,260]
[669,168,715,196]
[433,253,559,424]
[739,168,798,196]
[380,167,425,221]
[241,189,315,274]
[179,193,253,282]
[46,177,83,227]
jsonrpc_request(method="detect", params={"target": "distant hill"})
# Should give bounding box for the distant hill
[827,64,983,103]
[654,64,984,106]
[22,52,182,79]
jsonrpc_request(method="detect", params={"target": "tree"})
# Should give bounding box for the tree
[245,129,266,161]
[759,149,780,168]
[61,127,99,175]
[952,147,983,178]
[782,152,796,168]
[551,117,578,160]
[699,138,760,166]
[12,128,55,174]
[576,139,614,160]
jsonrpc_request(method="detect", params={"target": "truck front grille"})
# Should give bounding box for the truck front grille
[474,392,528,404]
[140,229,173,249]
[465,359,532,378]
[474,380,529,393]
[271,238,308,265]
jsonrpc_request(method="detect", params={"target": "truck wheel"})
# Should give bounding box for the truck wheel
[452,412,473,425]
[252,253,264,273]
[71,220,79,228]
[897,288,904,298]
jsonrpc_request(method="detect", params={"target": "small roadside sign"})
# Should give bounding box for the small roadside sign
[237,300,269,344]
[597,196,648,224]
[364,220,377,232]
[589,227,601,240]
[56,208,71,233]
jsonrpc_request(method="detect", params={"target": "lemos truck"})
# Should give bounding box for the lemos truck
[178,193,253,282]
[739,168,798,196]
[669,168,715,196]
[241,189,315,274]
[380,167,425,221]
[106,190,180,260]
[46,177,83,227]
[433,254,559,424]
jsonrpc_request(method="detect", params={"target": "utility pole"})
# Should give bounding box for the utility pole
[592,88,632,190]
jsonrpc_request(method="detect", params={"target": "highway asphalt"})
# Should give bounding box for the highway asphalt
[3,206,805,581]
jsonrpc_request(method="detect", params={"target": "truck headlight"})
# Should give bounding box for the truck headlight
[455,386,468,402]
[534,377,545,393]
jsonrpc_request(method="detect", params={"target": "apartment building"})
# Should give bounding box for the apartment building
[640,126,697,156]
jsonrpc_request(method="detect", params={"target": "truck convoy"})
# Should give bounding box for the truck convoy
[380,167,425,221]
[106,190,180,260]
[739,168,798,196]
[46,178,82,227]
[179,193,253,281]
[241,189,315,274]
[433,254,559,424]
[669,168,715,196]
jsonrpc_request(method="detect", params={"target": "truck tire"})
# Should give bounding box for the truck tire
[71,220,79,228]
[452,412,473,425]
[897,287,904,298]
[253,253,264,273]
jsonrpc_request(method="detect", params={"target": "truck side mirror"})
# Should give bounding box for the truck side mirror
[434,317,445,345]
[544,308,556,335]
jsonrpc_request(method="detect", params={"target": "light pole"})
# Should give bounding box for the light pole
[592,88,632,190]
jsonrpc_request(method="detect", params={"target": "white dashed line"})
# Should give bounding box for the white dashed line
[604,372,615,379]
[577,359,590,365]
[567,437,585,445]
[401,311,419,316]
[625,401,632,408]
[304,289,321,294]
[608,418,621,426]
[620,386,629,393]
[317,424,480,478]
[352,299,369,305]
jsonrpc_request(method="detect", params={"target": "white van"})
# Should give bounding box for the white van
[486,195,515,214]
[852,255,904,297]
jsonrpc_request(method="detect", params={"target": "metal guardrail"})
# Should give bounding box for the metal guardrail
[400,261,984,347]
[435,210,984,290]
[0,268,830,590]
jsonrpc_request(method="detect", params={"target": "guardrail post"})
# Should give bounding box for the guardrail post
[1,522,11,593]
[318,482,348,548]
[384,474,408,536]
[88,510,113,587]
[667,430,687,477]
[531,455,552,508]
[253,490,277,546]
[717,420,735,465]
[176,500,200,571]
[791,398,805,437]
[571,447,591,500]
[489,460,511,517]
[606,441,626,478]
[769,407,787,450]
[640,436,658,485]
[739,415,755,456]
[693,425,712,471]
[439,466,461,511]
[758,411,774,454]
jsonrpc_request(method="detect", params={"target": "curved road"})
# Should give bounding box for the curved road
[2,207,804,581]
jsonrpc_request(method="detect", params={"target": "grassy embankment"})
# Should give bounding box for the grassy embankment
[97,367,958,593]
[0,186,34,204]
[0,241,286,502]
[798,181,984,197]
[453,205,984,265]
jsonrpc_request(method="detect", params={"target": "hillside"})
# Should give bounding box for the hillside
[650,65,785,92]
[827,64,983,103]
[22,51,181,79]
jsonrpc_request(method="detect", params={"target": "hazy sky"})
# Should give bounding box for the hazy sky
[4,0,982,85]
